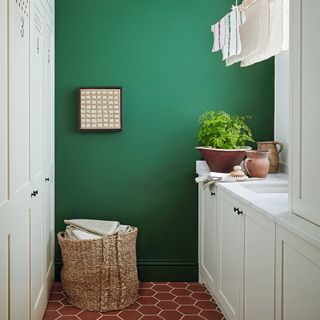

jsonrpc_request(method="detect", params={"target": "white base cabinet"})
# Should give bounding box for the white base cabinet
[275,226,320,320]
[198,184,217,295]
[216,189,275,320]
[199,183,320,320]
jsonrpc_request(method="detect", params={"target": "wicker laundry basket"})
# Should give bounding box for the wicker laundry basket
[57,227,139,312]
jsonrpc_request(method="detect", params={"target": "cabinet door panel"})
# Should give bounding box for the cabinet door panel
[43,25,53,170]
[199,185,216,294]
[10,201,30,320]
[9,0,30,195]
[0,232,10,320]
[0,0,8,205]
[30,0,45,180]
[217,191,243,320]
[30,193,47,320]
[276,226,320,320]
[290,0,320,226]
[244,207,275,320]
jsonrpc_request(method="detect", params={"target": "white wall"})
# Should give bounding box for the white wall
[275,51,289,171]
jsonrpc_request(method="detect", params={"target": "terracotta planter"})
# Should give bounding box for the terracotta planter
[196,147,251,173]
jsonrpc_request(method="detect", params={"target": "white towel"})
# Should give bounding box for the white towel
[66,225,102,240]
[222,7,246,60]
[241,0,284,66]
[281,0,289,51]
[64,219,120,236]
[211,16,226,52]
[226,1,263,66]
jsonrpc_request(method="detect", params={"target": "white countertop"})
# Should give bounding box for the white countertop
[196,161,320,249]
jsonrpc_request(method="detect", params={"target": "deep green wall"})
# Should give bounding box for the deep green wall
[55,0,274,280]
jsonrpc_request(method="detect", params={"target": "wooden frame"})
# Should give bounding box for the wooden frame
[78,87,122,132]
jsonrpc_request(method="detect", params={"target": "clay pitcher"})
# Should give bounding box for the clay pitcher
[256,141,283,173]
[244,151,270,178]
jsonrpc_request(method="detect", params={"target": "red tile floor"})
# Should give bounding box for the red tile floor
[43,282,226,320]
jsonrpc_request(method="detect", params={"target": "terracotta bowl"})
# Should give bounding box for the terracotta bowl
[196,146,252,173]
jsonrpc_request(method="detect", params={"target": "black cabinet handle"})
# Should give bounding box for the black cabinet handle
[211,192,215,196]
[238,210,243,215]
[31,190,38,198]
[45,177,50,182]
[233,207,238,213]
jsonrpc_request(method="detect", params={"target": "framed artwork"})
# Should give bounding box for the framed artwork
[78,87,122,132]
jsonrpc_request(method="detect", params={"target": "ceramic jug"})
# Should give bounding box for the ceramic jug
[244,151,270,178]
[256,141,283,173]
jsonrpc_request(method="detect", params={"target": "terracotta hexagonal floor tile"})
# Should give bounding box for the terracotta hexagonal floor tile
[46,301,63,311]
[138,305,161,315]
[156,300,179,310]
[139,282,153,289]
[152,284,172,292]
[49,292,65,301]
[77,310,101,320]
[168,282,188,288]
[118,310,142,320]
[60,297,72,306]
[99,317,121,320]
[177,305,201,315]
[187,284,207,292]
[182,316,207,320]
[190,292,212,301]
[137,296,159,305]
[171,289,192,297]
[51,282,63,292]
[100,310,120,316]
[200,310,224,320]
[194,300,218,310]
[159,310,183,320]
[59,317,79,320]
[43,310,60,320]
[154,292,175,300]
[138,288,156,297]
[173,296,196,305]
[125,302,141,310]
[59,305,82,316]
[139,316,163,320]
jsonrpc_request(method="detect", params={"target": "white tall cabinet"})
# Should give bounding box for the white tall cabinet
[0,0,55,319]
[290,0,320,226]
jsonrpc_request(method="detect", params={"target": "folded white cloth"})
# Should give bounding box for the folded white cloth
[241,0,285,66]
[64,219,120,236]
[66,225,102,240]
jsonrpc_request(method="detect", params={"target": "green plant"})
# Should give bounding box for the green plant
[198,110,254,149]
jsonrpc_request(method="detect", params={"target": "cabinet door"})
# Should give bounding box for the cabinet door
[276,226,320,320]
[290,0,320,226]
[217,190,244,320]
[8,0,31,319]
[30,0,47,318]
[244,206,275,320]
[43,3,55,293]
[198,184,216,294]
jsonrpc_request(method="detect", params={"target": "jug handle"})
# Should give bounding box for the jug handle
[275,141,283,153]
[243,158,252,177]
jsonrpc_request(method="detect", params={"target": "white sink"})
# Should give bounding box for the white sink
[242,183,288,194]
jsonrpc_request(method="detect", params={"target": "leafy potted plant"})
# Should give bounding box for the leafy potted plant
[196,110,254,173]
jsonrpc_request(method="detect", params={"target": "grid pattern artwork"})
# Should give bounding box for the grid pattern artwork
[79,87,122,131]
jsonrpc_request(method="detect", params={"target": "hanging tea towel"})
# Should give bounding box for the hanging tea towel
[226,0,263,66]
[241,0,284,66]
[211,16,226,52]
[222,7,246,60]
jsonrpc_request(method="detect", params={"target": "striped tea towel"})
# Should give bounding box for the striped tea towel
[222,7,246,60]
[211,16,226,52]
